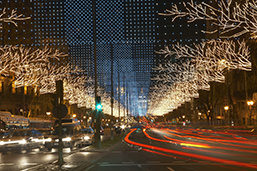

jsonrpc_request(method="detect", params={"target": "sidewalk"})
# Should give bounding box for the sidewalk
[24,133,124,171]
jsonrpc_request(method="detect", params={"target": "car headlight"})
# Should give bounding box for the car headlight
[45,138,52,142]
[0,141,4,145]
[63,137,71,142]
[121,125,126,129]
[84,136,90,140]
[19,139,27,144]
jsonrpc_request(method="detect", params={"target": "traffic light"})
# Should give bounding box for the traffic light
[95,96,102,111]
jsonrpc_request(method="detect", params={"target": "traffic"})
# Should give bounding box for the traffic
[0,111,98,154]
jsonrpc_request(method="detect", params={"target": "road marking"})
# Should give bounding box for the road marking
[147,161,160,164]
[167,167,175,171]
[0,163,38,166]
[20,164,45,171]
[122,162,135,164]
[20,163,38,166]
[0,163,14,166]
[85,164,95,171]
[97,162,109,165]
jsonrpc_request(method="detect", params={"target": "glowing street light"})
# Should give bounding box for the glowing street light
[224,106,229,111]
[247,100,254,106]
[247,100,254,125]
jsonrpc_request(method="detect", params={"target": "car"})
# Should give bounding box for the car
[0,129,44,154]
[100,126,104,135]
[0,130,10,139]
[92,126,104,135]
[82,126,95,145]
[36,128,53,139]
[45,122,84,151]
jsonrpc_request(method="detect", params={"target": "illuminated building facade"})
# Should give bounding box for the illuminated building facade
[64,0,205,116]
[0,0,205,116]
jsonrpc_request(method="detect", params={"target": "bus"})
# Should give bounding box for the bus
[0,111,29,130]
[29,118,54,129]
[0,111,54,130]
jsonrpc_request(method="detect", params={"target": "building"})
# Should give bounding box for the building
[0,0,206,117]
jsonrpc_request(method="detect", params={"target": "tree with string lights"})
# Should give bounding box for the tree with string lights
[158,0,257,38]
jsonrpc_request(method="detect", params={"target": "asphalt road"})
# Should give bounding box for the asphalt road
[0,132,110,171]
[1,127,256,171]
[84,127,257,171]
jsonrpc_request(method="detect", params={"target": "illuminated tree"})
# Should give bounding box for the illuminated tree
[0,8,30,28]
[159,0,257,38]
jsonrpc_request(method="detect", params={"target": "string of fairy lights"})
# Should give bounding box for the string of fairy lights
[0,8,125,117]
[148,0,255,116]
[148,40,252,115]
[148,0,254,115]
[159,0,257,39]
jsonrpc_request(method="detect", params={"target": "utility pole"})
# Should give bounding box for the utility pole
[111,43,114,140]
[56,80,64,165]
[244,71,249,125]
[93,0,101,148]
[118,72,120,120]
[123,72,125,119]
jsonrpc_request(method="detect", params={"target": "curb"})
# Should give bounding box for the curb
[72,140,122,171]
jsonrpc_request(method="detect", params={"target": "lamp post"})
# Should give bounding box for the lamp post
[198,112,201,118]
[247,100,254,125]
[182,115,186,126]
[46,112,51,118]
[198,112,201,125]
[224,105,229,125]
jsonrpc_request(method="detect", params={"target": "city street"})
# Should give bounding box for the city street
[85,127,257,171]
[1,1,257,171]
[0,126,257,171]
[0,130,112,171]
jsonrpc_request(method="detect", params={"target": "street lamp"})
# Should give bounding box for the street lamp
[198,112,201,118]
[198,113,201,124]
[46,112,51,117]
[224,106,229,111]
[224,106,229,125]
[182,115,186,126]
[247,100,254,125]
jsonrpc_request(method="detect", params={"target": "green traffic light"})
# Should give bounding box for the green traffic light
[96,104,102,110]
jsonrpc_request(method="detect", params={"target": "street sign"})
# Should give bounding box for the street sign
[52,104,68,118]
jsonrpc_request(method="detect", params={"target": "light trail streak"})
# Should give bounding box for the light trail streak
[142,148,246,171]
[164,135,257,154]
[144,129,211,148]
[166,129,257,146]
[124,129,257,169]
[182,147,257,160]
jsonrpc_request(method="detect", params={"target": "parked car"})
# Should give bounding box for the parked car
[100,126,104,135]
[92,126,104,135]
[0,129,10,139]
[45,122,84,151]
[82,126,95,145]
[36,128,53,139]
[0,129,44,154]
